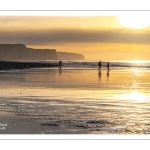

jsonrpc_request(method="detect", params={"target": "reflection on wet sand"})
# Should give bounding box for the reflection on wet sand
[59,69,62,75]
[98,69,101,80]
[1,68,150,134]
[98,69,110,81]
[107,69,110,81]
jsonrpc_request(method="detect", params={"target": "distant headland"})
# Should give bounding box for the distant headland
[0,44,85,61]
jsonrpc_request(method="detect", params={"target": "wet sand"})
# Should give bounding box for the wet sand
[0,68,150,134]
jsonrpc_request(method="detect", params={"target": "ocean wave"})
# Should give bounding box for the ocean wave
[60,60,150,69]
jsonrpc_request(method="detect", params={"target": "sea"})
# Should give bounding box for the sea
[56,60,150,69]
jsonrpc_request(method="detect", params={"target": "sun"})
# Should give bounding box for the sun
[119,15,150,29]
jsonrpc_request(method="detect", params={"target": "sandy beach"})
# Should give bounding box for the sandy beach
[0,67,150,134]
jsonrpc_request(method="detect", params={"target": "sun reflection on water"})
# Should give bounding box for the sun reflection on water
[131,68,140,73]
[128,60,147,64]
[117,91,147,101]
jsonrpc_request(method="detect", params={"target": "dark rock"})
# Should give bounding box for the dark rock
[40,123,59,126]
[0,61,58,70]
[75,124,89,129]
[86,120,110,124]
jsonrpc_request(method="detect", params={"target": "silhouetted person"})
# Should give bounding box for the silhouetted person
[106,62,109,70]
[58,61,62,70]
[98,61,102,69]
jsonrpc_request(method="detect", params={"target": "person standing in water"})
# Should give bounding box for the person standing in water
[98,61,102,69]
[58,61,62,70]
[106,62,110,70]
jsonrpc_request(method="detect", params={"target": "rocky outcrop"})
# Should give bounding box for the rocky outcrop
[57,52,85,60]
[0,61,58,70]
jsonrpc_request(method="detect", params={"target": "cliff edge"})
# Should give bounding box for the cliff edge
[57,52,85,60]
[0,44,85,61]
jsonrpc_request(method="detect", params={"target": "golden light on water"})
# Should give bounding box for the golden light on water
[125,91,146,101]
[130,68,141,74]
[128,60,147,64]
[117,91,147,101]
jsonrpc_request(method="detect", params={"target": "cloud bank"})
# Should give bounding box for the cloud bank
[0,29,150,45]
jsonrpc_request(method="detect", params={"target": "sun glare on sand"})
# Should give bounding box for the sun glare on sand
[119,15,150,29]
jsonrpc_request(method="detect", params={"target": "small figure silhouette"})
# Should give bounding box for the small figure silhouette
[98,61,102,69]
[58,61,62,70]
[106,62,109,70]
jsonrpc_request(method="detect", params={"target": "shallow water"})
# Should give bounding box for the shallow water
[0,68,150,134]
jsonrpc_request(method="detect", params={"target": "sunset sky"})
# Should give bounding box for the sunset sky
[0,15,150,60]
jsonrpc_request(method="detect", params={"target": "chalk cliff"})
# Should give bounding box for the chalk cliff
[0,44,58,60]
[57,52,85,60]
[0,44,85,61]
